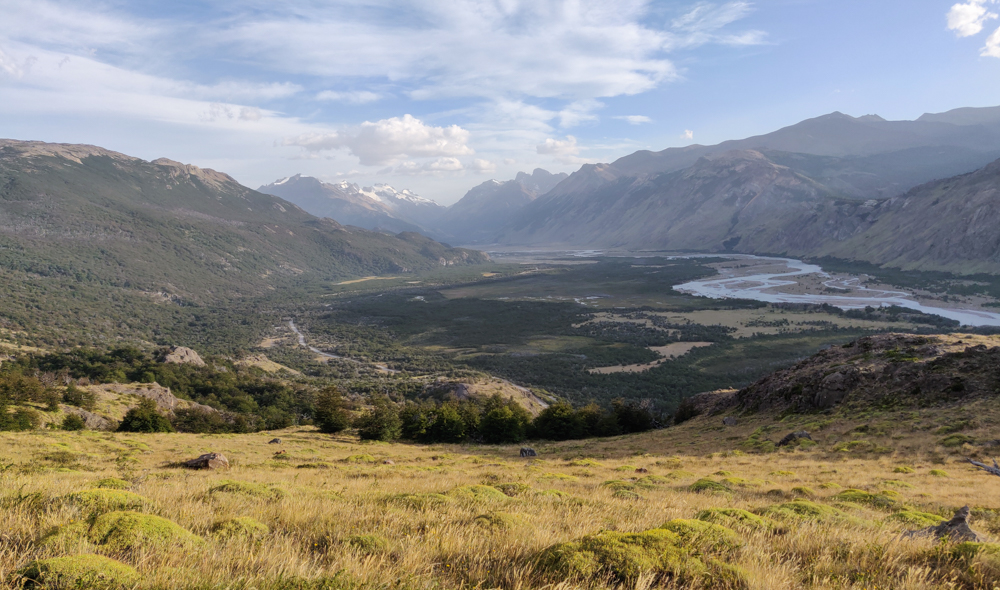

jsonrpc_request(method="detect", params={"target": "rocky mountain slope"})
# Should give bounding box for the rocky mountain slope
[496,106,1000,272]
[434,168,567,244]
[0,140,485,299]
[683,332,1000,417]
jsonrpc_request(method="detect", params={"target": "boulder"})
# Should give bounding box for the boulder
[382,460,395,465]
[268,438,281,444]
[635,467,649,473]
[519,447,537,457]
[63,406,114,431]
[906,506,985,542]
[183,453,229,470]
[162,346,206,367]
[776,431,812,447]
[722,416,737,426]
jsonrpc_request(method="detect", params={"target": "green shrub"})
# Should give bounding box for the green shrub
[764,500,843,521]
[769,470,795,477]
[890,510,945,527]
[346,534,389,553]
[343,454,377,463]
[474,512,522,531]
[538,529,705,583]
[833,489,900,510]
[613,488,642,500]
[600,480,636,492]
[117,398,173,433]
[354,398,402,442]
[210,517,270,542]
[208,480,285,501]
[389,493,451,509]
[939,434,975,448]
[314,386,352,434]
[567,458,601,467]
[893,466,915,474]
[62,383,97,411]
[447,485,507,502]
[17,555,140,589]
[479,395,531,444]
[495,482,531,497]
[88,511,201,552]
[930,469,949,477]
[93,478,130,490]
[61,414,86,431]
[659,519,741,553]
[695,508,772,532]
[689,479,732,494]
[791,486,816,498]
[66,489,146,514]
[664,470,696,479]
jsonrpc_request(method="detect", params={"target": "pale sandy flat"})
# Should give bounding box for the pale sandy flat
[589,342,713,374]
[336,276,399,285]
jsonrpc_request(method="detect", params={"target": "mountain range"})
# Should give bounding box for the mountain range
[493,105,1000,273]
[258,168,566,245]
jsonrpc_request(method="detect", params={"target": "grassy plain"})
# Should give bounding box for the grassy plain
[3,400,1000,590]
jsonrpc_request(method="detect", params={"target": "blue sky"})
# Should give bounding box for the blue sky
[1,0,998,205]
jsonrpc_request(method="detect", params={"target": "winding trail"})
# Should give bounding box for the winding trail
[287,320,399,373]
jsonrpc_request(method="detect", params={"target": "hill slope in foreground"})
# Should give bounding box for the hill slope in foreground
[0,140,486,347]
[3,333,1000,590]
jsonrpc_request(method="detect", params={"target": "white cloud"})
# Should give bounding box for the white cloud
[668,2,767,49]
[0,48,36,78]
[984,25,1000,56]
[424,157,464,172]
[316,90,382,104]
[681,129,694,140]
[558,99,603,128]
[471,158,497,173]
[614,115,652,125]
[536,135,579,156]
[383,157,466,176]
[282,115,473,166]
[948,0,998,37]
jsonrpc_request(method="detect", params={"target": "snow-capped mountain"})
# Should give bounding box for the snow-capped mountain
[258,175,443,233]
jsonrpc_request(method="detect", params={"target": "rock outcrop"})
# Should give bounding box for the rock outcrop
[183,453,229,470]
[906,506,986,542]
[161,346,205,366]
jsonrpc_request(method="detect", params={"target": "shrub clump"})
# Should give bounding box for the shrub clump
[343,454,377,464]
[890,510,945,527]
[659,519,741,553]
[474,511,523,531]
[210,517,270,542]
[346,534,389,553]
[538,529,704,583]
[88,511,201,552]
[389,493,451,509]
[208,480,285,501]
[494,482,531,497]
[93,478,131,490]
[17,555,140,589]
[764,500,843,521]
[689,479,732,494]
[791,486,816,498]
[930,469,949,477]
[695,508,772,532]
[893,466,915,474]
[447,485,508,502]
[65,489,146,514]
[832,489,901,510]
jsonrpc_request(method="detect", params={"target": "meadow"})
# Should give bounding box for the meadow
[3,397,1000,590]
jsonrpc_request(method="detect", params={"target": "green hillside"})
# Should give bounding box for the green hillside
[0,140,487,348]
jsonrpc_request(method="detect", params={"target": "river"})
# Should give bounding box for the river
[671,254,1000,327]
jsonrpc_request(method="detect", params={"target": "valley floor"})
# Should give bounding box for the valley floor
[3,399,1000,590]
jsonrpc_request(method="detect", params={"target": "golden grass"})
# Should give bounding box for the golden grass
[2,408,1000,589]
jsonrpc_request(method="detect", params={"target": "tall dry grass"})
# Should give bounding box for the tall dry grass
[1,408,999,589]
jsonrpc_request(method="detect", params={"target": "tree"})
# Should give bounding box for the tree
[530,402,584,441]
[61,413,86,431]
[355,397,401,441]
[118,398,174,433]
[424,403,468,443]
[479,394,531,444]
[314,386,352,434]
[62,383,97,411]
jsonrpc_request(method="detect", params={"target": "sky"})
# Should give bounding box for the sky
[1,1,999,205]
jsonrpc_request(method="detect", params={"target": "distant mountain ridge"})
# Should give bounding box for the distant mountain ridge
[493,105,1000,273]
[260,168,567,245]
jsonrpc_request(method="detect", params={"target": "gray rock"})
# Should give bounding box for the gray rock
[519,447,537,457]
[906,506,985,542]
[61,406,114,431]
[776,431,812,447]
[162,346,206,367]
[722,416,737,426]
[183,452,229,470]
[268,438,282,444]
[382,459,395,465]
